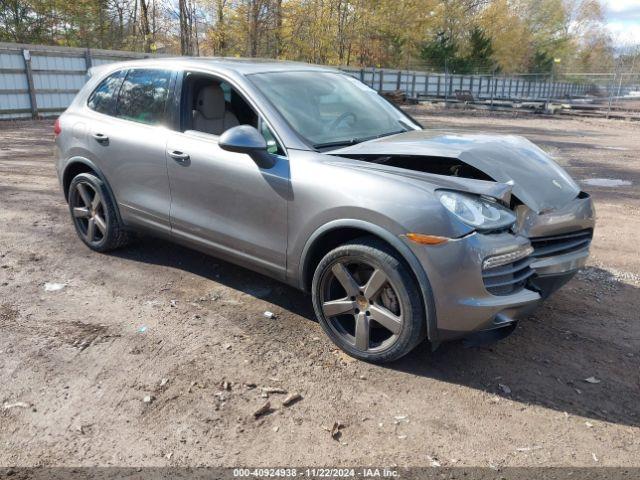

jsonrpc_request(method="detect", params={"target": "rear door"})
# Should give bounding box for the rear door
[87,68,175,233]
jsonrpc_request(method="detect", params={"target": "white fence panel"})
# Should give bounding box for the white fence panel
[0,42,597,119]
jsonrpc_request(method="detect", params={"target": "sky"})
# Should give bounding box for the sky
[603,0,640,47]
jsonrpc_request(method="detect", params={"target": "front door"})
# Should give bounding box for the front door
[166,129,289,279]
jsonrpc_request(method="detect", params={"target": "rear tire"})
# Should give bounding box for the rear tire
[68,173,132,252]
[312,236,426,363]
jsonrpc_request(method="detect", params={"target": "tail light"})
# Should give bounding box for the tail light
[54,118,61,136]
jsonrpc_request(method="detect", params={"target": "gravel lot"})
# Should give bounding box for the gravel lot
[0,107,639,467]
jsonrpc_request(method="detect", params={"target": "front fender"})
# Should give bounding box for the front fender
[297,218,438,343]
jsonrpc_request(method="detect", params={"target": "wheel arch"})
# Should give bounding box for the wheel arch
[299,219,438,342]
[62,157,123,225]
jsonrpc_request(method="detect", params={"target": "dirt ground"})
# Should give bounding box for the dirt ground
[0,107,639,468]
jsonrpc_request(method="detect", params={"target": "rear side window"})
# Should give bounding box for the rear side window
[87,70,125,115]
[116,69,172,126]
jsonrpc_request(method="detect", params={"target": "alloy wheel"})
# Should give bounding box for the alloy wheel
[320,259,403,353]
[70,181,107,245]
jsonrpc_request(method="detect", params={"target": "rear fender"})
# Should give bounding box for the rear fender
[62,157,124,225]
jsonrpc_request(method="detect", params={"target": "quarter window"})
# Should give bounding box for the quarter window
[116,69,172,125]
[260,121,284,155]
[87,70,124,115]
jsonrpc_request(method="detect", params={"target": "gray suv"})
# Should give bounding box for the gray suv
[55,58,595,362]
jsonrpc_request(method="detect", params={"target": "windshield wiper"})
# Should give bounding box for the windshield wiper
[376,128,407,139]
[313,129,407,150]
[313,138,362,149]
[398,119,414,131]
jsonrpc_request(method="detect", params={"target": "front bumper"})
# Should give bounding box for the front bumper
[529,247,589,298]
[409,231,542,341]
[407,194,594,342]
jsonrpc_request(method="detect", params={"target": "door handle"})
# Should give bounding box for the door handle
[92,133,109,145]
[168,150,190,165]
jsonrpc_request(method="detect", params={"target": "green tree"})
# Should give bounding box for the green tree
[531,49,554,73]
[466,26,495,73]
[0,0,47,43]
[420,33,459,71]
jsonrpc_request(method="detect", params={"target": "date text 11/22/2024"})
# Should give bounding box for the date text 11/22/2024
[232,468,399,478]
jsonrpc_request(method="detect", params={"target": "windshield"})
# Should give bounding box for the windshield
[249,71,421,149]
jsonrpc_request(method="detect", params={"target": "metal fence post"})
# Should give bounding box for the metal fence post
[424,74,429,95]
[378,69,384,92]
[411,72,416,99]
[490,74,495,108]
[437,75,441,97]
[359,68,364,83]
[396,70,401,90]
[444,60,448,103]
[22,49,39,119]
[84,48,93,71]
[546,75,552,108]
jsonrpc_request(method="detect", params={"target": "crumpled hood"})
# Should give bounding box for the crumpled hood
[331,130,580,213]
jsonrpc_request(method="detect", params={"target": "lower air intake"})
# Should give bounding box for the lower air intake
[482,256,535,296]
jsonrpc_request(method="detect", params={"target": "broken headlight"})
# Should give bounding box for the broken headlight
[437,190,516,232]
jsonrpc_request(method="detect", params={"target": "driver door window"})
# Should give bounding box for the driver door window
[180,72,284,155]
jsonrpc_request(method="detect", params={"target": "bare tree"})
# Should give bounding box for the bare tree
[140,0,152,52]
[179,0,194,54]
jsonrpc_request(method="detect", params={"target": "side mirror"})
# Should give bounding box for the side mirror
[219,125,276,169]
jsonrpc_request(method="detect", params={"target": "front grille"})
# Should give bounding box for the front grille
[482,256,535,296]
[530,229,593,259]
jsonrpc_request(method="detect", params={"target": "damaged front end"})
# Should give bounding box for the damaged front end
[329,130,595,341]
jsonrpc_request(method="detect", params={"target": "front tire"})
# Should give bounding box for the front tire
[312,237,426,363]
[68,173,132,252]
